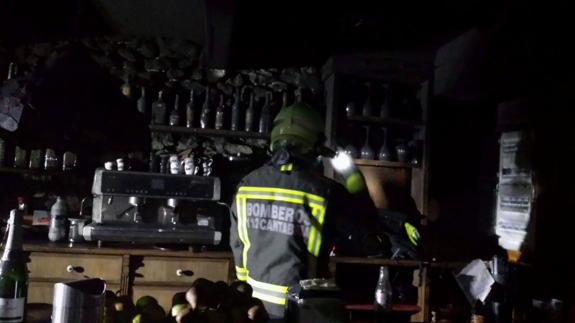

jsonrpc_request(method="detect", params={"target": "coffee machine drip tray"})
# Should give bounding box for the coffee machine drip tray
[83,223,222,245]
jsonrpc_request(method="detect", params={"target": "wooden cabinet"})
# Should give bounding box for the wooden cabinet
[22,243,232,311]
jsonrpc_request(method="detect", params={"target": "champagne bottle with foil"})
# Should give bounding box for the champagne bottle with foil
[186,89,196,128]
[0,209,28,323]
[244,92,255,132]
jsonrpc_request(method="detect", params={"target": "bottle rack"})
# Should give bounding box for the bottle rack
[149,125,269,140]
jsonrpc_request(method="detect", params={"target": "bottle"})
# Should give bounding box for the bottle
[362,83,374,117]
[136,87,146,114]
[374,266,392,312]
[16,197,27,216]
[244,92,255,132]
[200,87,211,129]
[169,94,181,126]
[214,94,226,130]
[282,90,290,108]
[151,90,167,125]
[0,209,28,323]
[120,63,132,99]
[48,196,68,242]
[259,92,272,134]
[6,62,15,80]
[185,89,196,128]
[230,88,241,131]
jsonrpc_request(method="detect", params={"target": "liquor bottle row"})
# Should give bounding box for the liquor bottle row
[139,86,289,133]
[0,138,77,171]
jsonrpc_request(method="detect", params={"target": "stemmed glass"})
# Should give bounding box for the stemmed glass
[378,127,392,161]
[360,126,375,160]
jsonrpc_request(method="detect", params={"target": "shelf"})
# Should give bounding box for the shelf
[354,159,413,168]
[0,167,72,176]
[149,125,269,140]
[330,256,467,269]
[347,115,423,129]
[346,303,420,313]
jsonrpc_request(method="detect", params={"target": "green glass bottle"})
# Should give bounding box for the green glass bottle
[0,209,28,322]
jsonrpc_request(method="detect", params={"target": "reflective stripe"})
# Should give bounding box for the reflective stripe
[252,291,287,305]
[235,266,248,281]
[235,196,251,268]
[279,163,293,172]
[238,186,325,202]
[238,186,327,257]
[247,276,288,293]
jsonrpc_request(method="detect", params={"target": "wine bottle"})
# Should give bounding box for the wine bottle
[151,91,167,125]
[0,209,28,323]
[136,87,146,114]
[230,88,241,131]
[244,92,255,132]
[185,89,196,128]
[214,94,226,130]
[258,92,272,134]
[200,87,211,129]
[374,266,392,312]
[169,95,181,126]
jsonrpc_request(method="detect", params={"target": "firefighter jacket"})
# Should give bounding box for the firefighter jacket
[230,161,384,318]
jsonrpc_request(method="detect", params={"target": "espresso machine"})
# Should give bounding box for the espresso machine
[82,168,223,245]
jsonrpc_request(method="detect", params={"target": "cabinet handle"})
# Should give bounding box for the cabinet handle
[66,265,84,273]
[176,269,193,277]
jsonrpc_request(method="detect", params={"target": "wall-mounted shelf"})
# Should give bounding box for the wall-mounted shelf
[347,115,423,129]
[0,167,71,176]
[149,125,269,140]
[354,159,414,168]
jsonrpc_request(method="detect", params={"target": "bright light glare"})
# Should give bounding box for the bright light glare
[330,150,353,172]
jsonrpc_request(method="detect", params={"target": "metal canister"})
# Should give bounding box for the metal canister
[52,278,106,323]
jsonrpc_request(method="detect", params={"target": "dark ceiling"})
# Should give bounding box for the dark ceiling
[1,0,499,68]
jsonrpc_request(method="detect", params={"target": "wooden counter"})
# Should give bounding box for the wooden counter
[22,241,233,311]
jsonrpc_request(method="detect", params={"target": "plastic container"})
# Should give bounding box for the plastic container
[48,196,68,242]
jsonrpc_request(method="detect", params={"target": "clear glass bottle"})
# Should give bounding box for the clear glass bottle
[200,87,211,129]
[244,92,255,132]
[151,90,167,125]
[48,196,68,242]
[136,87,146,114]
[0,209,28,323]
[169,94,181,126]
[259,92,272,134]
[230,88,241,131]
[185,89,196,128]
[214,94,226,130]
[374,266,392,312]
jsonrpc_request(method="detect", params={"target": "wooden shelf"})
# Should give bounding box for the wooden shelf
[330,256,467,269]
[149,125,269,140]
[354,159,413,168]
[0,167,71,176]
[347,115,423,129]
[346,303,420,313]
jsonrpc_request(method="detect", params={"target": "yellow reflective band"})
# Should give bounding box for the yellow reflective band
[235,266,248,273]
[280,165,287,171]
[238,194,304,204]
[236,273,247,281]
[252,291,287,305]
[238,197,251,268]
[286,163,293,171]
[404,222,420,246]
[247,277,288,293]
[238,187,325,202]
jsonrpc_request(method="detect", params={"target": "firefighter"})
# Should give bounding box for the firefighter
[230,102,388,320]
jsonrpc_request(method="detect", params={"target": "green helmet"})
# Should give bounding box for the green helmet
[270,103,325,153]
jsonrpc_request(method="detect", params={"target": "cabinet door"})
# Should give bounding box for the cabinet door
[134,257,231,284]
[28,252,123,284]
